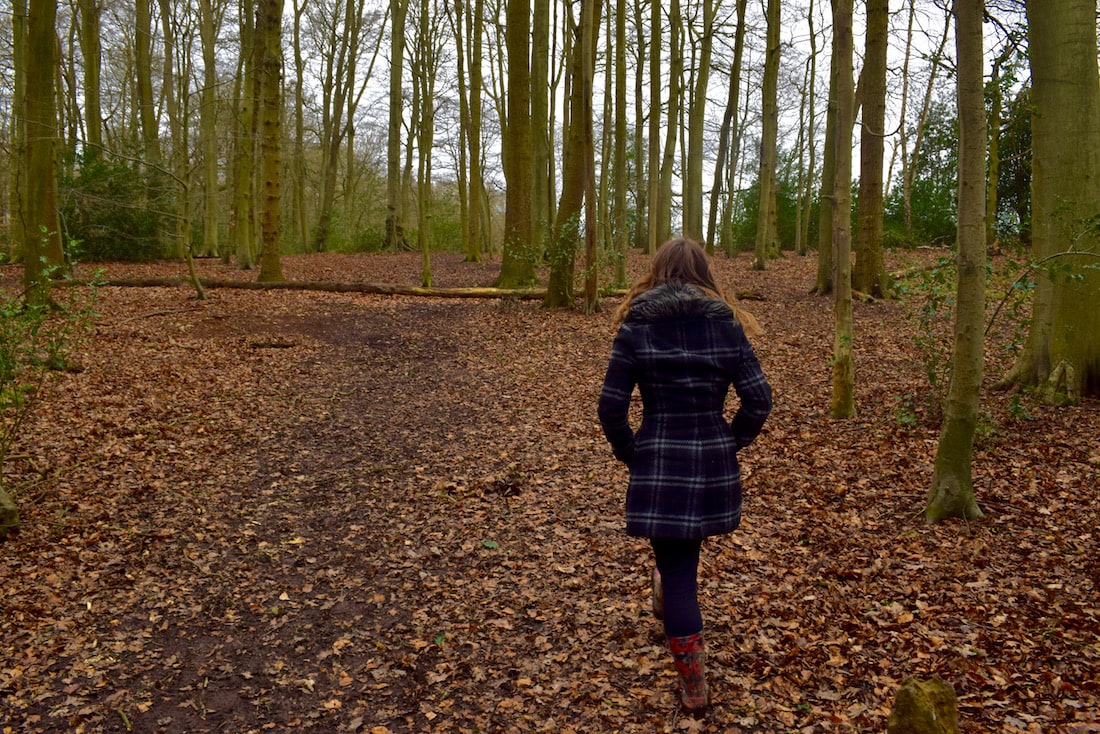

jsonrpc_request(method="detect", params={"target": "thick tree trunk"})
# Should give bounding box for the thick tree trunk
[77,0,102,150]
[497,0,537,287]
[1003,0,1100,401]
[927,0,986,523]
[23,0,63,305]
[199,0,221,258]
[231,4,258,270]
[813,41,838,296]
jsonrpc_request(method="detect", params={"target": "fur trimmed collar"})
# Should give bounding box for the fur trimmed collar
[626,282,734,323]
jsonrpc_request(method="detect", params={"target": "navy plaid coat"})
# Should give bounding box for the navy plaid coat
[597,282,772,539]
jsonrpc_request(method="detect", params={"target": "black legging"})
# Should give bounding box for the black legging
[651,537,704,638]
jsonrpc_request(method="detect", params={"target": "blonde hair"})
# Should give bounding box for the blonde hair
[614,237,762,338]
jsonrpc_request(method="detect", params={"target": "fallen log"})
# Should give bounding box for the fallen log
[59,277,763,302]
[61,277,552,300]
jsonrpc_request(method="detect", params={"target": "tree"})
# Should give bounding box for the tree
[682,0,713,243]
[76,0,103,151]
[829,0,855,419]
[231,0,259,269]
[199,0,224,258]
[707,0,748,256]
[22,0,64,305]
[656,0,681,246]
[1001,0,1100,402]
[256,0,284,282]
[545,0,600,309]
[610,0,628,286]
[753,0,781,270]
[926,0,985,523]
[645,0,661,255]
[497,0,537,287]
[385,0,408,251]
[813,33,838,295]
[852,0,889,297]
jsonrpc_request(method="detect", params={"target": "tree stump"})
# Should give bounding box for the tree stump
[887,677,960,734]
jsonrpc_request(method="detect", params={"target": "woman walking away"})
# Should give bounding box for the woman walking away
[597,237,772,715]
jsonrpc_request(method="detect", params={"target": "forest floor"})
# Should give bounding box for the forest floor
[1,249,1097,734]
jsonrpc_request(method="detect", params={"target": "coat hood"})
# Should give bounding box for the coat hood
[626,282,734,323]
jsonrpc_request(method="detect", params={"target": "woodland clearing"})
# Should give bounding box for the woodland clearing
[0,250,1097,733]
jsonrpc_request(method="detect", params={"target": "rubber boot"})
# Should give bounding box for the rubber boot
[668,632,709,715]
[651,569,663,620]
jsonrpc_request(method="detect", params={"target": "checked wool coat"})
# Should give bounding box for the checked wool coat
[598,282,772,539]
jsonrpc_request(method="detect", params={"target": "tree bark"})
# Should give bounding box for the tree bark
[385,0,408,252]
[926,0,986,523]
[23,0,63,305]
[682,0,713,242]
[497,0,537,287]
[1002,0,1100,401]
[753,0,781,270]
[256,0,285,282]
[829,0,856,419]
[852,0,889,297]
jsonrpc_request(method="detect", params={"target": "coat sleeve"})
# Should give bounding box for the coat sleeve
[597,327,637,463]
[728,325,773,449]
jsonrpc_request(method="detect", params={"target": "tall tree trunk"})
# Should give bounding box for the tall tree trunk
[683,0,713,242]
[581,0,600,314]
[531,0,551,262]
[611,0,628,286]
[497,0,537,286]
[468,0,487,259]
[1002,0,1100,401]
[706,0,747,255]
[645,0,660,255]
[23,0,63,305]
[199,0,221,258]
[657,0,681,245]
[291,0,309,252]
[829,0,856,419]
[385,0,408,251]
[926,0,986,523]
[448,0,473,261]
[416,0,435,287]
[256,0,284,282]
[77,0,102,150]
[753,0,781,270]
[631,0,647,253]
[852,0,889,296]
[231,0,258,269]
[799,0,818,257]
[813,37,838,296]
[10,0,27,264]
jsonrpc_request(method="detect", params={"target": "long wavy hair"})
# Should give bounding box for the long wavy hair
[614,237,762,337]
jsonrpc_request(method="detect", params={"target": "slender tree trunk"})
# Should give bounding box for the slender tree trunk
[386,0,408,251]
[631,0,646,253]
[853,0,889,296]
[706,0,747,254]
[292,0,308,252]
[800,0,818,257]
[927,0,985,523]
[531,0,551,262]
[683,0,712,242]
[10,0,27,264]
[416,0,435,287]
[232,0,258,269]
[612,0,628,286]
[645,0,660,255]
[829,0,856,419]
[814,39,838,295]
[199,0,221,258]
[468,0,487,258]
[753,0,781,270]
[657,0,681,245]
[256,0,284,282]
